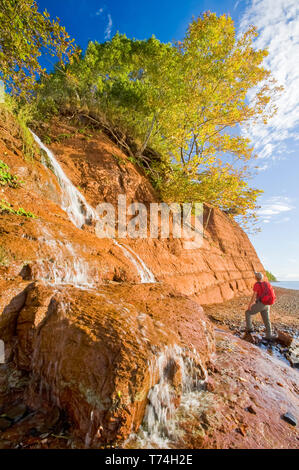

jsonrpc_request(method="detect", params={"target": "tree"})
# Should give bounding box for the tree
[36,33,182,162]
[155,12,281,229]
[0,0,78,98]
[266,270,277,282]
[172,13,281,166]
[34,12,282,229]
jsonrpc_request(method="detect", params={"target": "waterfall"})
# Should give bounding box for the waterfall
[125,345,208,448]
[32,131,156,284]
[35,235,96,288]
[113,240,156,283]
[31,131,98,228]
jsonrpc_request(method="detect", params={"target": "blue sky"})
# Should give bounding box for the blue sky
[37,0,299,280]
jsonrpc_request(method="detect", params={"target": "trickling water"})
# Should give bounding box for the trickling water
[126,345,208,448]
[113,240,156,283]
[31,228,96,288]
[31,131,98,228]
[85,410,95,448]
[123,243,156,283]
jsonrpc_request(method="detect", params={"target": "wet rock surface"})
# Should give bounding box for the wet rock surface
[124,329,299,449]
[277,330,293,347]
[0,417,11,432]
[1,327,298,449]
[0,362,72,448]
[1,281,214,448]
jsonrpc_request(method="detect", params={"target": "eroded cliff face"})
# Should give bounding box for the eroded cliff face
[2,115,297,449]
[0,118,265,302]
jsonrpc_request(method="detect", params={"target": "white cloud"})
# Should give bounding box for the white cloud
[257,163,269,171]
[259,205,292,215]
[274,216,291,224]
[239,0,299,162]
[258,195,295,222]
[105,14,113,40]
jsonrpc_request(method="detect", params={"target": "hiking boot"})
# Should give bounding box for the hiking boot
[243,332,255,344]
[265,334,277,342]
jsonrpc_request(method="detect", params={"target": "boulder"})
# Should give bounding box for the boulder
[14,282,214,446]
[0,417,11,432]
[277,330,293,347]
[3,403,27,422]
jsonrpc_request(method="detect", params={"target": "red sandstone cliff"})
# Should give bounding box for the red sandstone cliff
[0,117,265,303]
[0,115,298,449]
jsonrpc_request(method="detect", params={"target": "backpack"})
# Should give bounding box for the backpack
[258,281,276,305]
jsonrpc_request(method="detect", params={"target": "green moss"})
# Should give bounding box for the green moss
[78,128,92,137]
[0,199,37,218]
[55,133,71,142]
[127,156,138,165]
[0,160,23,187]
[40,149,55,173]
[113,154,126,166]
[43,135,52,145]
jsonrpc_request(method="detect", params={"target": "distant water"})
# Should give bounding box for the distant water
[271,281,299,291]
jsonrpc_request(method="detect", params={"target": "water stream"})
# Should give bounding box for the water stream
[125,345,208,448]
[16,133,208,448]
[113,240,156,283]
[31,131,98,229]
[32,228,96,288]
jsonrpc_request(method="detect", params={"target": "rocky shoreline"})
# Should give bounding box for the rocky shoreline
[1,286,298,449]
[203,287,299,368]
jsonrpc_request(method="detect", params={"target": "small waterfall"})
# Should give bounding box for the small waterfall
[113,240,156,283]
[123,243,156,283]
[32,131,156,284]
[31,228,96,288]
[126,345,208,448]
[31,131,98,228]
[85,410,95,448]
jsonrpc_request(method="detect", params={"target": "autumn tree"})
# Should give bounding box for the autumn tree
[34,12,281,228]
[156,12,281,229]
[0,0,78,98]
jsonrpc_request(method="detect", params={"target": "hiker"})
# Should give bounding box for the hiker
[245,272,276,340]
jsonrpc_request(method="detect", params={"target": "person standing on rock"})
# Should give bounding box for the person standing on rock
[245,272,276,340]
